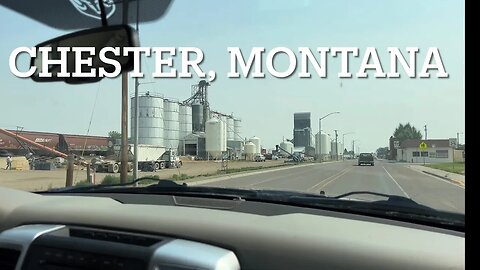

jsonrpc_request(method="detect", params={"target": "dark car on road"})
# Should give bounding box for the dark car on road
[358,153,374,166]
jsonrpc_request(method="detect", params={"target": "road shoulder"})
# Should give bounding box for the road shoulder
[186,162,334,186]
[407,164,465,188]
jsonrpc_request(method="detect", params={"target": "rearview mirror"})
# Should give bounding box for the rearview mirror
[30,25,138,84]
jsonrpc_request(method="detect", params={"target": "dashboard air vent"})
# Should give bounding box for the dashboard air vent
[70,228,161,246]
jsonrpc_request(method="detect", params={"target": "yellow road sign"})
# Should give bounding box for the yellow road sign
[419,142,427,150]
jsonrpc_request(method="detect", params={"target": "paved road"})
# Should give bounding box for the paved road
[200,160,465,214]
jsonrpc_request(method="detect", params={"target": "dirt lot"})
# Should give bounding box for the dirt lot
[0,159,286,191]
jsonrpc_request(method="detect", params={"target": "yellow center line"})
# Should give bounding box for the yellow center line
[246,167,311,187]
[317,167,353,190]
[308,167,351,192]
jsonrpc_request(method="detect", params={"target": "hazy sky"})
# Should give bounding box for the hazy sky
[0,0,465,153]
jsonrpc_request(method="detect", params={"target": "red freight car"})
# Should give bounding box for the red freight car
[0,130,110,156]
[1,130,60,155]
[61,134,109,154]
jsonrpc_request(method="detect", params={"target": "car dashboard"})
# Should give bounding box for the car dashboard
[0,224,238,270]
[0,187,465,270]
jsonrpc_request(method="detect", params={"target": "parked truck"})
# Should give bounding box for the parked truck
[91,144,182,173]
[91,155,133,174]
[135,145,182,171]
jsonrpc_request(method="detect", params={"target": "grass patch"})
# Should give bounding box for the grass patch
[74,180,93,187]
[101,174,133,185]
[101,174,162,185]
[220,164,288,174]
[172,173,194,180]
[425,162,465,175]
[166,163,295,183]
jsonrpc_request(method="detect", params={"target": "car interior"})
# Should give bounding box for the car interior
[0,187,465,269]
[0,0,464,269]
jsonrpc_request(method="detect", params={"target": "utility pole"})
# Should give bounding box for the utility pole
[318,112,340,162]
[65,155,74,187]
[342,132,354,160]
[334,130,338,161]
[424,125,428,140]
[120,0,129,183]
[456,132,459,148]
[133,1,140,181]
[352,140,355,158]
[456,132,463,148]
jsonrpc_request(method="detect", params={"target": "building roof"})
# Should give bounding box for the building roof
[400,139,450,148]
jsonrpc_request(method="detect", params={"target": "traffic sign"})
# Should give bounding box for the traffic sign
[393,141,400,149]
[419,142,427,150]
[449,138,457,148]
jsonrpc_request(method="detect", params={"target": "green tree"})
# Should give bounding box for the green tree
[108,131,121,140]
[393,123,423,142]
[376,147,389,158]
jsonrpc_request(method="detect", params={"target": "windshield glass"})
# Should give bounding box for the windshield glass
[0,0,465,217]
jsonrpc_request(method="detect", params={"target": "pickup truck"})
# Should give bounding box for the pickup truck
[358,153,374,166]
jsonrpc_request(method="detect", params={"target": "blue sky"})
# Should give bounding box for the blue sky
[0,0,465,152]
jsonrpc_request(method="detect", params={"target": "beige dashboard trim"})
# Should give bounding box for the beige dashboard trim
[0,187,465,270]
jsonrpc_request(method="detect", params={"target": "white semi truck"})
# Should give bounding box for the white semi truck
[91,144,182,173]
[134,145,182,171]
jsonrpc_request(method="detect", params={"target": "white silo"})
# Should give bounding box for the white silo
[234,118,242,141]
[131,94,164,146]
[330,141,337,156]
[227,117,235,141]
[321,133,330,155]
[244,142,256,160]
[338,142,344,157]
[250,136,261,154]
[220,115,228,143]
[179,104,192,140]
[331,141,342,158]
[280,141,294,155]
[206,117,227,159]
[163,99,180,150]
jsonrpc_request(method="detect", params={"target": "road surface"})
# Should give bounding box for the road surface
[200,160,465,214]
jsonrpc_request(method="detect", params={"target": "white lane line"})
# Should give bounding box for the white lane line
[442,200,459,211]
[383,166,410,198]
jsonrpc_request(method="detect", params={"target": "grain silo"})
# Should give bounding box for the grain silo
[131,93,164,146]
[163,99,180,150]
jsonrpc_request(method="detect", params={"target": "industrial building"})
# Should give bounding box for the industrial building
[395,139,464,163]
[293,112,312,147]
[315,133,331,161]
[130,80,246,160]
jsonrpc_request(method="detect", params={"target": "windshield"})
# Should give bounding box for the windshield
[0,0,464,218]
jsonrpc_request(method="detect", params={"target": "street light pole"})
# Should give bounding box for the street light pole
[352,139,358,158]
[334,130,338,161]
[318,111,340,162]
